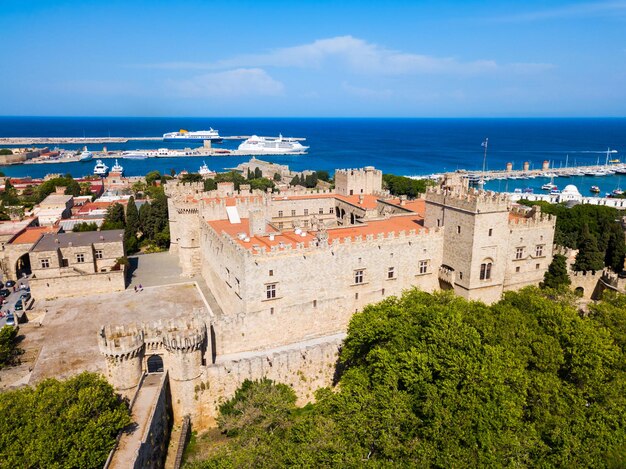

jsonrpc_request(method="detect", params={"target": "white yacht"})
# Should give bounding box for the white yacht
[163,128,222,143]
[238,135,309,154]
[111,159,124,175]
[93,160,109,176]
[152,148,198,158]
[79,147,93,162]
[121,150,148,160]
[198,162,213,177]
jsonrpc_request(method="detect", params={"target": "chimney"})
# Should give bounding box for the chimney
[358,195,364,204]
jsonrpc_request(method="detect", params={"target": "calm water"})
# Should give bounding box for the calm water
[1,117,625,195]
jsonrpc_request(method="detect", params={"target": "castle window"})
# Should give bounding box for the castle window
[387,267,395,279]
[489,228,493,237]
[319,208,323,214]
[536,263,541,270]
[437,219,441,227]
[536,245,544,257]
[355,292,359,299]
[515,247,524,259]
[278,210,283,217]
[304,209,308,216]
[354,269,364,284]
[419,260,429,274]
[40,258,50,269]
[516,266,521,273]
[457,226,461,234]
[266,283,277,299]
[382,288,385,296]
[459,272,463,280]
[269,269,273,276]
[350,190,354,195]
[330,207,334,214]
[76,253,85,263]
[278,222,283,229]
[313,300,317,308]
[480,262,492,280]
[291,210,296,217]
[270,307,274,314]
[95,249,103,259]
[303,220,309,228]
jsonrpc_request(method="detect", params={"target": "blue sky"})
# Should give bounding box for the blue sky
[1,0,625,117]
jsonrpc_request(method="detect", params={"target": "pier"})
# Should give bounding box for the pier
[0,135,306,145]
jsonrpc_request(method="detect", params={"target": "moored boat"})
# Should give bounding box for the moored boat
[93,159,109,176]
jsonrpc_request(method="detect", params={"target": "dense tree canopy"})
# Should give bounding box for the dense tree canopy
[383,174,432,198]
[36,175,81,203]
[73,221,98,232]
[0,372,130,468]
[519,200,626,272]
[189,288,626,468]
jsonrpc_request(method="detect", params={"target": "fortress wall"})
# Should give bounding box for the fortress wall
[189,334,344,429]
[199,223,248,317]
[30,269,125,300]
[211,229,444,356]
[570,269,606,299]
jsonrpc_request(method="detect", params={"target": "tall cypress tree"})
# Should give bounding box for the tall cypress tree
[124,197,140,253]
[573,224,605,272]
[605,223,626,272]
[542,254,571,289]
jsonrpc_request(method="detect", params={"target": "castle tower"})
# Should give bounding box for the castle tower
[334,166,382,196]
[162,318,207,421]
[98,324,145,395]
[424,188,511,304]
[248,208,266,237]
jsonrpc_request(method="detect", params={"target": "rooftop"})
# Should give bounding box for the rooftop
[31,229,124,251]
[40,193,73,206]
[0,218,38,237]
[10,226,60,245]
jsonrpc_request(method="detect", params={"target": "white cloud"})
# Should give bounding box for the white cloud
[140,36,552,77]
[168,68,284,98]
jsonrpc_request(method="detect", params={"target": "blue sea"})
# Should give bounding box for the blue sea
[1,117,626,195]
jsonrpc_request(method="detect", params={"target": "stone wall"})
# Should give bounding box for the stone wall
[178,333,344,430]
[30,268,125,300]
[334,167,382,196]
[133,373,172,469]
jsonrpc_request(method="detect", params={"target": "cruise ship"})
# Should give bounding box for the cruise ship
[163,128,222,143]
[121,148,199,158]
[238,135,309,154]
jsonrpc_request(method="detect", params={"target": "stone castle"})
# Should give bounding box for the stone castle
[101,166,556,429]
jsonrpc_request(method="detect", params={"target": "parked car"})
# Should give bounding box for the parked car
[5,280,16,288]
[14,299,23,311]
[0,289,10,298]
[5,314,15,326]
[20,292,31,302]
[0,281,4,289]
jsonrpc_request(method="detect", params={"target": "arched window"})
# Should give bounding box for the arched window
[480,260,493,280]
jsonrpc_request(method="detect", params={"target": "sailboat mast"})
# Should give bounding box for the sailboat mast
[481,138,488,186]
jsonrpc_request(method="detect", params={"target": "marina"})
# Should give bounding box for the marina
[0,135,307,146]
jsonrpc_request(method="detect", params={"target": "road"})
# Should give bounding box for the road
[0,276,31,327]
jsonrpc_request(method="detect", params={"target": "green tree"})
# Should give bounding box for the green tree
[605,222,626,272]
[181,173,203,183]
[73,222,98,232]
[382,173,431,198]
[125,196,140,254]
[203,178,217,191]
[254,167,262,179]
[0,325,22,368]
[542,253,571,289]
[1,179,20,206]
[101,203,126,230]
[0,372,131,468]
[315,170,330,182]
[191,288,626,468]
[574,224,605,272]
[145,170,161,186]
[273,172,281,181]
[290,174,300,186]
[36,176,81,202]
[0,149,12,155]
[247,168,252,180]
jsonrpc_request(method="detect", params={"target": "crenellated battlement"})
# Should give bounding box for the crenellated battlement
[98,324,145,361]
[425,187,510,213]
[163,318,207,353]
